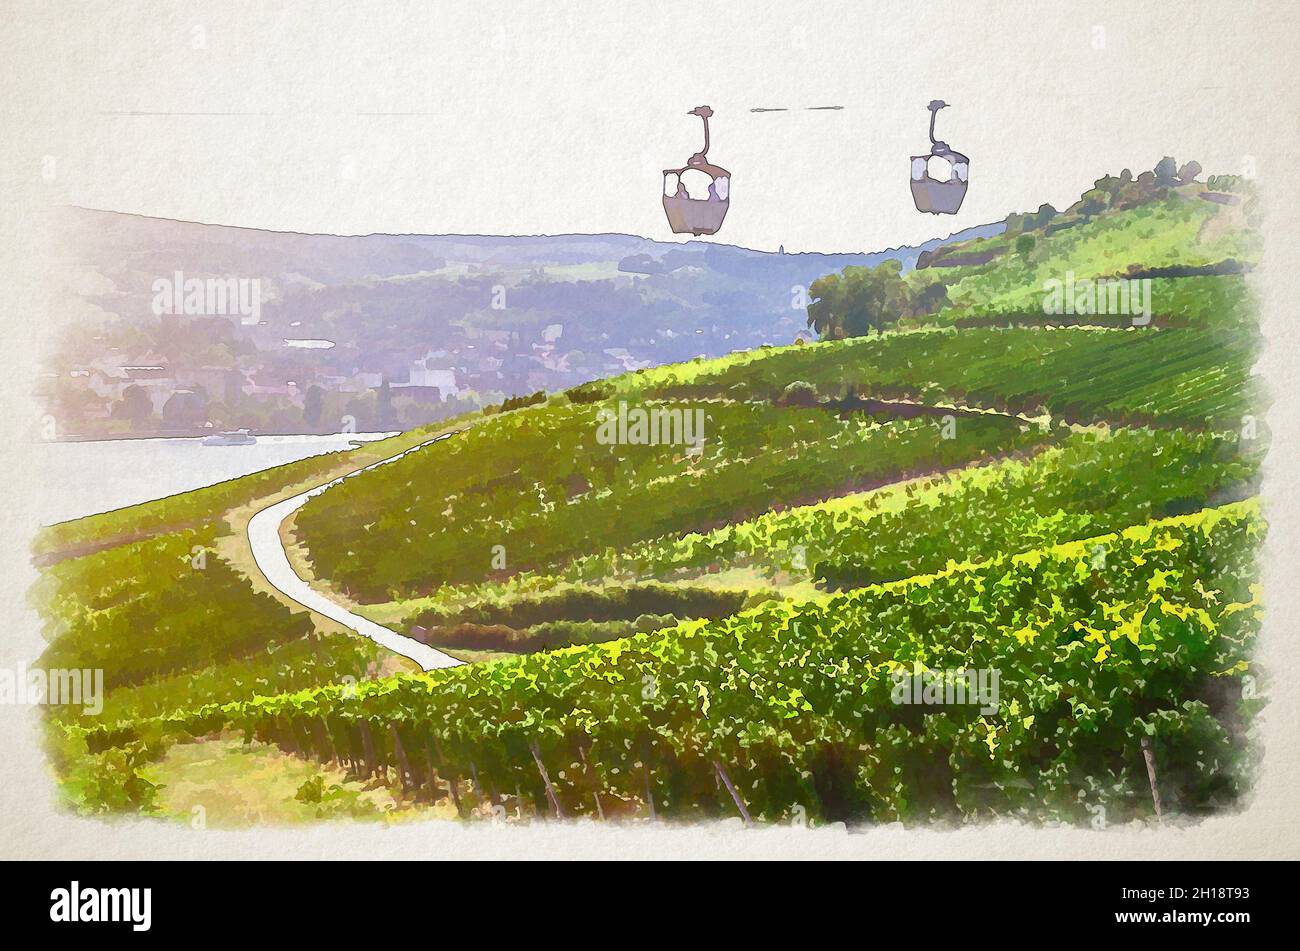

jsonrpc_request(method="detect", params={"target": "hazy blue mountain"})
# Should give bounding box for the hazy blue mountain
[44,208,1002,437]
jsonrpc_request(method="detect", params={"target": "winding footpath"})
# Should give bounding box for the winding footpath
[247,433,464,671]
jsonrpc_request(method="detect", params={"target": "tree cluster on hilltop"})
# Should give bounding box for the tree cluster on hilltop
[809,157,1254,341]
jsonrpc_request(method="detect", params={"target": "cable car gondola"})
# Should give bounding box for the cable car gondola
[910,100,969,215]
[662,106,730,236]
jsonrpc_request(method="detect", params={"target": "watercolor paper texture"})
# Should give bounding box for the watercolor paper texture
[3,0,1300,859]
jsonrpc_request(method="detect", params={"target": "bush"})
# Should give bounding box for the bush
[563,380,614,404]
[411,583,750,631]
[777,381,819,407]
[498,390,546,413]
[424,613,684,652]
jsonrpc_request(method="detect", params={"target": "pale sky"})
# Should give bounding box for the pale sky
[5,0,1298,252]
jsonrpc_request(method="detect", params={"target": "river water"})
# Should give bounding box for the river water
[34,432,398,525]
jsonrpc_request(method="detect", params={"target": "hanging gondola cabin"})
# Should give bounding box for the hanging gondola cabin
[663,106,730,236]
[910,100,969,215]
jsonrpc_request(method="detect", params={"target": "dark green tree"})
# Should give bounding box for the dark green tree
[1176,160,1202,185]
[807,260,914,340]
[1032,203,1058,229]
[303,384,325,429]
[161,389,209,429]
[112,385,155,430]
[376,378,395,429]
[1154,156,1179,187]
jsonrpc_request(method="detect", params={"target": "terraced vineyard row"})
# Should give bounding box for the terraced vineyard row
[937,275,1255,329]
[638,326,1258,428]
[295,399,1041,599]
[559,427,1260,590]
[89,500,1262,825]
[933,197,1259,317]
[36,526,314,688]
[377,426,1256,639]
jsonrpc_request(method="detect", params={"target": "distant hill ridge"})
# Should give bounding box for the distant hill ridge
[64,205,1002,277]
[44,207,1001,439]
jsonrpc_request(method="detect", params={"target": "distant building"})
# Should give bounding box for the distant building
[391,385,444,404]
[341,371,384,392]
[402,364,459,396]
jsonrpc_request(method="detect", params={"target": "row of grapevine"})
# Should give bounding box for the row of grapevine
[642,326,1260,429]
[85,500,1263,825]
[935,200,1258,318]
[556,427,1259,590]
[937,275,1255,330]
[36,524,314,688]
[295,398,1038,599]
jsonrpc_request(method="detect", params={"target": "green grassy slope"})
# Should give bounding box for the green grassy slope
[933,194,1258,319]
[560,426,1260,590]
[294,401,1039,599]
[636,326,1256,427]
[90,500,1264,824]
